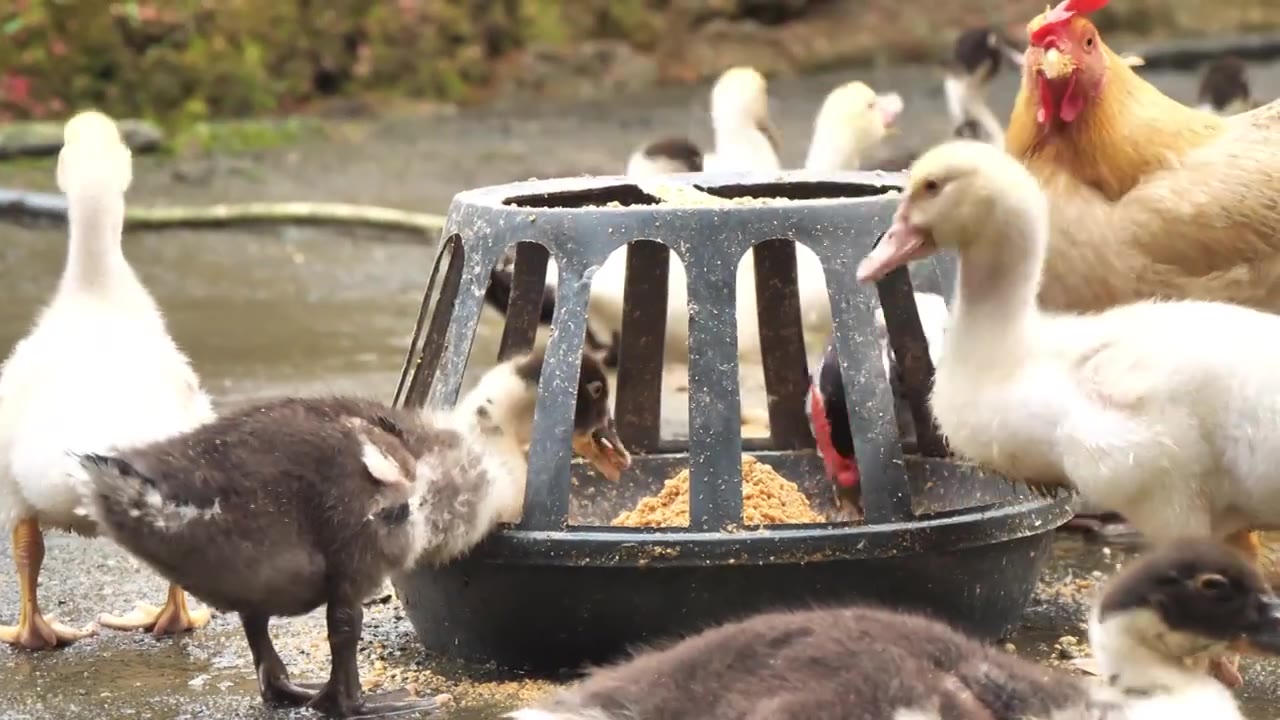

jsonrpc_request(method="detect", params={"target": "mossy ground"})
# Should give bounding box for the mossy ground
[0,0,1276,132]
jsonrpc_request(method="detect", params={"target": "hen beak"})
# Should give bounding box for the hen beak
[1241,596,1280,655]
[1040,47,1075,80]
[572,421,632,482]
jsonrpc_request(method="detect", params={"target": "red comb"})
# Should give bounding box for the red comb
[1030,0,1110,44]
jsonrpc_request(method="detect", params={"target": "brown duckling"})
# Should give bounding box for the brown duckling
[510,539,1280,720]
[74,351,630,719]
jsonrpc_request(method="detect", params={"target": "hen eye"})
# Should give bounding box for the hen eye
[922,179,941,194]
[1085,36,1095,49]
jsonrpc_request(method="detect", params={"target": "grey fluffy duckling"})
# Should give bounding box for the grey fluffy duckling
[75,351,630,719]
[510,539,1280,720]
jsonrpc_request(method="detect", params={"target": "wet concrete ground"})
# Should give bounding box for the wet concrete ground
[4,534,1280,719]
[4,55,1280,719]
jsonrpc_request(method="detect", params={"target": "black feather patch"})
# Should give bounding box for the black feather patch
[78,452,154,488]
[371,413,410,445]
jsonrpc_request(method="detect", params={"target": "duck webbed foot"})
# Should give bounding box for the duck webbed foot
[0,609,96,649]
[97,583,212,635]
[241,612,319,707]
[1209,653,1245,689]
[307,596,448,718]
[0,516,97,649]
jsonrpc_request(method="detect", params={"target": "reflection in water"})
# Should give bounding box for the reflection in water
[0,224,453,405]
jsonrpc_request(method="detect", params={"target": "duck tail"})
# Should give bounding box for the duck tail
[74,451,218,534]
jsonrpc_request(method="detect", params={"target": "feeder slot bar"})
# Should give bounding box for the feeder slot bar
[497,241,552,362]
[427,237,499,410]
[826,242,914,524]
[685,228,745,531]
[876,266,948,458]
[520,261,594,531]
[615,239,670,452]
[752,238,814,449]
[394,234,451,407]
[406,235,466,409]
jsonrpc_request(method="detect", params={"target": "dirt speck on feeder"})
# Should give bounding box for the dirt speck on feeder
[611,456,824,527]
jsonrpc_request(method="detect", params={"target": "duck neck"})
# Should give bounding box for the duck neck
[946,234,1042,363]
[60,190,135,296]
[804,124,860,172]
[712,118,777,167]
[1090,611,1220,699]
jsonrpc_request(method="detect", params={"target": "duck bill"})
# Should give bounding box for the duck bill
[877,92,904,130]
[1242,597,1280,655]
[856,206,939,283]
[572,422,632,482]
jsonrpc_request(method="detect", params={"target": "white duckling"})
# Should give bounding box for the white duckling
[856,138,1280,684]
[621,66,779,180]
[701,66,782,173]
[0,110,215,649]
[801,81,903,172]
[510,539,1280,720]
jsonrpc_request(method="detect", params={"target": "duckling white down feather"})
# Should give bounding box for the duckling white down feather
[0,110,214,649]
[856,139,1280,567]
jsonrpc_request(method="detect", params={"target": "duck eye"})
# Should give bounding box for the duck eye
[587,380,604,399]
[1195,573,1231,594]
[922,179,941,194]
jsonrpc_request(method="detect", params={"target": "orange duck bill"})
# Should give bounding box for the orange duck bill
[572,421,632,482]
[856,214,940,283]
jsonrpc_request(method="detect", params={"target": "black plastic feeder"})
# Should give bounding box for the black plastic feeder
[391,170,1072,675]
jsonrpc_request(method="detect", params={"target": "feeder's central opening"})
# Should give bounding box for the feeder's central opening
[502,180,896,209]
[503,184,662,208]
[694,180,895,202]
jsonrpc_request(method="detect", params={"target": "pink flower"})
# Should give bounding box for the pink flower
[0,73,32,105]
